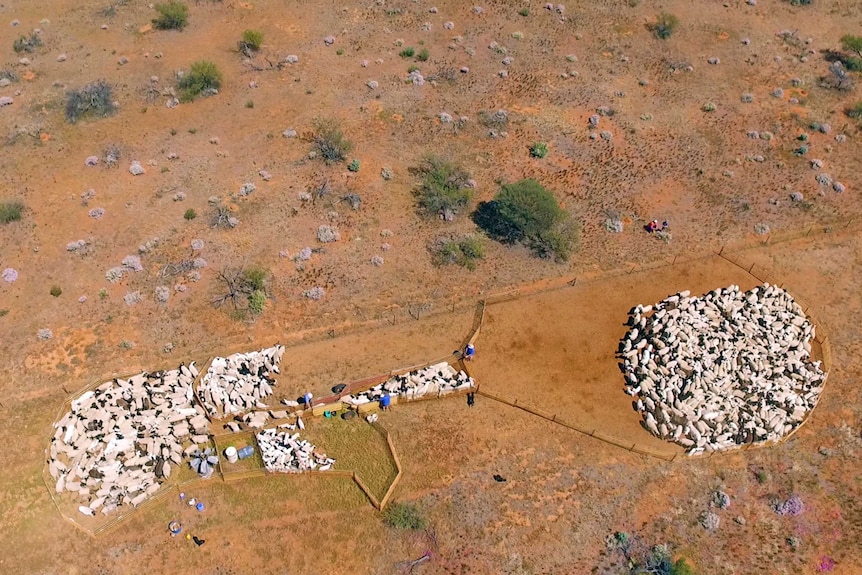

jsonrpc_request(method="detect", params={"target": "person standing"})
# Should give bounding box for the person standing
[465,343,476,361]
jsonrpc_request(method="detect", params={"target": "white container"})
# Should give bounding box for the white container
[224,446,238,464]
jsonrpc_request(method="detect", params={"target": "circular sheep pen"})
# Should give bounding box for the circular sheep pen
[620,283,827,455]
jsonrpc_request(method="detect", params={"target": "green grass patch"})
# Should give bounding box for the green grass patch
[383,501,427,530]
[399,46,415,58]
[303,418,398,503]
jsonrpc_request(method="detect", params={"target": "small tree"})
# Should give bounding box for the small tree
[212,265,270,317]
[473,179,579,261]
[153,1,189,30]
[412,156,473,219]
[177,60,222,102]
[312,118,352,163]
[239,29,264,55]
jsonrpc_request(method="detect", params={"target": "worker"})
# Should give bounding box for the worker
[465,343,475,361]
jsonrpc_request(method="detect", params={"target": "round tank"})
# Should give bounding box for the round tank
[224,446,238,463]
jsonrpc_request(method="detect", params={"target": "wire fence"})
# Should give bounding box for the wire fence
[471,233,837,462]
[42,216,850,535]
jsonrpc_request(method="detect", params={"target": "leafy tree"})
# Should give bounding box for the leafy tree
[473,179,579,261]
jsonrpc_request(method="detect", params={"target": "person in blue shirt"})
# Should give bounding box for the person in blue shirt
[465,343,476,361]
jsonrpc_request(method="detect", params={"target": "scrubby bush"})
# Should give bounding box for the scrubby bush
[530,142,548,158]
[382,502,427,530]
[239,29,264,53]
[417,48,430,62]
[13,32,42,53]
[650,12,679,39]
[431,235,485,270]
[842,34,862,56]
[399,46,416,58]
[153,1,189,30]
[248,289,266,314]
[65,81,116,123]
[0,201,24,223]
[847,101,862,118]
[242,266,268,292]
[177,60,222,102]
[348,159,361,172]
[519,7,530,16]
[184,208,197,220]
[312,118,352,163]
[412,156,473,219]
[50,285,63,297]
[473,179,578,261]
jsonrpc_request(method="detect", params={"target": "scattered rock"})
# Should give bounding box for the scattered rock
[323,35,336,46]
[0,96,13,106]
[283,128,297,138]
[57,54,67,62]
[129,161,144,175]
[366,80,379,89]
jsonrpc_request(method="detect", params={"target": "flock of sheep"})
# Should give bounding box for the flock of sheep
[196,345,285,418]
[257,428,335,473]
[341,362,475,406]
[48,363,210,515]
[620,283,826,454]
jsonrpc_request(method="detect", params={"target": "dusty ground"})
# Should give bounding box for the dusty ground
[2,0,862,573]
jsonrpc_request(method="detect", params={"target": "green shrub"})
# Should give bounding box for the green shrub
[312,118,352,163]
[417,48,430,62]
[239,29,264,52]
[245,99,254,108]
[399,46,415,58]
[671,558,697,575]
[184,208,197,220]
[177,60,222,102]
[65,81,116,123]
[0,201,24,223]
[432,235,485,270]
[242,266,268,292]
[382,502,427,530]
[529,142,548,158]
[153,1,189,30]
[519,7,530,16]
[843,34,862,56]
[412,156,473,218]
[843,56,862,72]
[407,64,419,73]
[650,12,679,39]
[472,178,579,261]
[348,159,360,172]
[13,32,42,53]
[847,101,862,118]
[248,289,266,314]
[50,285,63,297]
